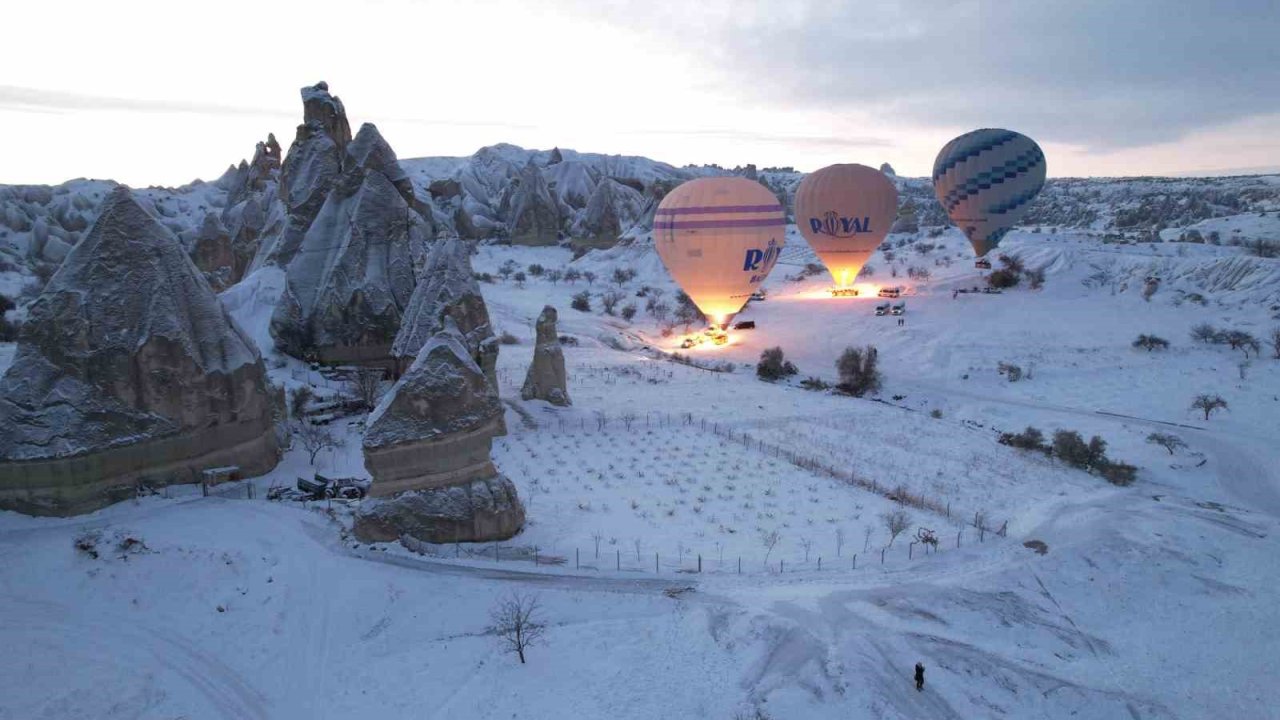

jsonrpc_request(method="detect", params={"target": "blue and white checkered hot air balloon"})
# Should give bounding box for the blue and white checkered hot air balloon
[932,129,1046,258]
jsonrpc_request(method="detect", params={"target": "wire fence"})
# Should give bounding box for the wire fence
[398,519,1003,578]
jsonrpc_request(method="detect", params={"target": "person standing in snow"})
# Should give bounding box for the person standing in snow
[915,662,925,691]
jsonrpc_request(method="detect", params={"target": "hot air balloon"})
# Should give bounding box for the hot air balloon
[794,164,898,292]
[654,177,785,330]
[932,128,1046,259]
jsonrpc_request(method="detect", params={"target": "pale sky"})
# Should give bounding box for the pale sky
[2,0,1278,186]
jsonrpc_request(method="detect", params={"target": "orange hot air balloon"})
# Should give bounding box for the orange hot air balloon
[794,164,899,288]
[654,177,785,329]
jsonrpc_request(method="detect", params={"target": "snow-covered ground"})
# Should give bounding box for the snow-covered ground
[3,222,1280,719]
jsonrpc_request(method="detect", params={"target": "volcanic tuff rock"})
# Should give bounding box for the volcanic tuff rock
[503,160,561,244]
[574,177,646,244]
[521,305,570,406]
[266,84,431,365]
[352,475,525,544]
[269,166,422,364]
[355,318,523,543]
[392,236,498,390]
[0,187,279,516]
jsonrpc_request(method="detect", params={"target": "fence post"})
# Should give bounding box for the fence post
[576,548,580,569]
[738,557,741,574]
[617,549,620,571]
[496,545,500,562]
[780,560,784,573]
[818,556,822,571]
[655,552,659,574]
[534,548,538,566]
[201,482,208,497]
[852,553,857,570]
[881,548,886,564]
[698,554,702,573]
[909,542,915,560]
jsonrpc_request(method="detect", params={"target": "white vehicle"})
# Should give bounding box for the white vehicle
[891,302,906,315]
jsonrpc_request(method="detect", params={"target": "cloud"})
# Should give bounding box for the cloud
[0,85,540,132]
[621,127,893,149]
[0,85,291,118]
[584,0,1280,151]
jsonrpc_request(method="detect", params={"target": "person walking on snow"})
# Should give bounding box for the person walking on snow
[915,662,925,691]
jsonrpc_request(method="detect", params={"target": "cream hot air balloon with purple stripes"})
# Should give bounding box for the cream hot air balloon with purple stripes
[653,177,786,329]
[794,164,899,289]
[932,128,1046,258]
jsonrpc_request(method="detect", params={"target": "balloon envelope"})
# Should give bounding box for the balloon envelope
[654,177,785,327]
[932,128,1046,257]
[794,164,899,287]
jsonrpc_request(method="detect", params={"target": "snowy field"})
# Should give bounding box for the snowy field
[3,222,1280,719]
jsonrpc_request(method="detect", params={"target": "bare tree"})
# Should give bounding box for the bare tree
[799,537,813,563]
[583,270,597,286]
[347,367,386,412]
[1270,328,1280,360]
[487,593,546,664]
[863,525,873,551]
[881,510,911,547]
[1191,394,1228,421]
[761,529,781,567]
[600,290,624,315]
[835,528,846,557]
[1190,323,1219,344]
[835,345,882,397]
[592,531,603,559]
[621,411,638,431]
[1146,432,1187,455]
[294,421,340,465]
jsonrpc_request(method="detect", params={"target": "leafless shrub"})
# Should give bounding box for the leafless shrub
[487,592,547,664]
[347,367,386,412]
[294,421,341,465]
[882,510,911,547]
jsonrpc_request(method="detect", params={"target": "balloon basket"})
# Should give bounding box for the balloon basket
[829,287,860,298]
[974,259,992,270]
[678,327,729,350]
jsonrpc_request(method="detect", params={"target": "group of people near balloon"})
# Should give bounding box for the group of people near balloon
[654,128,1047,331]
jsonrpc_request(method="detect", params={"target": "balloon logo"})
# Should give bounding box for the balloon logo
[654,177,786,328]
[932,128,1046,257]
[794,164,899,288]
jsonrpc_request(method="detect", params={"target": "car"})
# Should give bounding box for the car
[975,259,992,269]
[749,291,767,301]
[874,303,890,316]
[891,302,906,315]
[732,320,756,330]
[982,287,1002,294]
[877,286,902,298]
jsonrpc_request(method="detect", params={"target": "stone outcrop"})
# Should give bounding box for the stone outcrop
[521,306,570,406]
[574,178,645,245]
[264,83,432,365]
[391,237,497,389]
[502,161,561,245]
[354,319,523,543]
[202,134,286,288]
[269,166,422,364]
[353,476,525,544]
[0,188,280,516]
[253,83,352,269]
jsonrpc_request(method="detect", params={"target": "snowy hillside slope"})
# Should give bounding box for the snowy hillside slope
[4,228,1280,718]
[5,139,1277,314]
